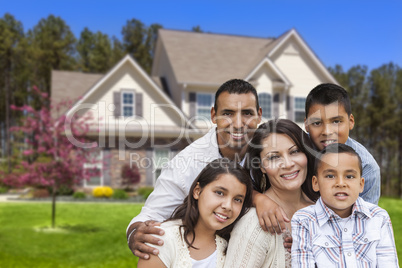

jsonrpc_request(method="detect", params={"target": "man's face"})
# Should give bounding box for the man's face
[211,92,262,155]
[305,102,354,151]
[312,152,364,218]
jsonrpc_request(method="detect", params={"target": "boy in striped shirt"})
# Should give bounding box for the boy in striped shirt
[291,143,398,267]
[304,83,380,205]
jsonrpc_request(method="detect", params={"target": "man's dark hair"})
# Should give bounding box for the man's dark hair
[305,83,352,117]
[214,79,259,111]
[314,143,362,176]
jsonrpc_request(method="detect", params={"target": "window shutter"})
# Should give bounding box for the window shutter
[287,96,294,121]
[273,93,280,118]
[113,92,121,117]
[102,150,112,186]
[146,149,154,186]
[189,92,196,119]
[135,93,143,117]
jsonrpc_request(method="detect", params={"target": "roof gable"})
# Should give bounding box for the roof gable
[245,57,292,87]
[268,29,337,84]
[158,29,275,85]
[64,55,198,131]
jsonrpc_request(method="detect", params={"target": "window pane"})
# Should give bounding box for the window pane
[155,169,162,182]
[86,167,102,186]
[154,149,170,169]
[197,108,211,119]
[295,111,305,123]
[295,97,306,110]
[259,93,271,119]
[196,93,214,119]
[123,93,133,104]
[197,94,212,107]
[123,106,133,116]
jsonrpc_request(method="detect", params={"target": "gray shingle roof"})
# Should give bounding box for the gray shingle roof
[158,29,281,85]
[51,70,103,102]
[51,70,103,114]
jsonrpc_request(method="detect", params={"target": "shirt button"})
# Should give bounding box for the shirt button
[364,238,368,242]
[344,228,348,232]
[325,242,329,246]
[347,252,352,256]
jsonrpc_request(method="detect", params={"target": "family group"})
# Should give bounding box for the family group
[127,79,398,267]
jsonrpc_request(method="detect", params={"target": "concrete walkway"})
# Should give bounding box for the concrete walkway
[0,194,21,202]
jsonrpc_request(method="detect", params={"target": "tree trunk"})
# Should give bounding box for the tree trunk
[51,185,56,228]
[5,64,11,173]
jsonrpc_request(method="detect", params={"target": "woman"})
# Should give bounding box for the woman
[224,119,319,268]
[137,158,253,268]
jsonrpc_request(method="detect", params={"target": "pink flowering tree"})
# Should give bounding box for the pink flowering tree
[9,86,98,228]
[121,163,141,190]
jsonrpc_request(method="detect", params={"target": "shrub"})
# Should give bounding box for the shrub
[73,191,86,199]
[92,186,114,198]
[121,163,140,190]
[56,185,75,196]
[0,186,9,194]
[112,189,129,200]
[33,188,50,198]
[137,186,154,200]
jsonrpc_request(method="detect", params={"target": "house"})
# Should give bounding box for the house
[51,28,337,189]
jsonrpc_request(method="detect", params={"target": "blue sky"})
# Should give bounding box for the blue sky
[2,0,401,71]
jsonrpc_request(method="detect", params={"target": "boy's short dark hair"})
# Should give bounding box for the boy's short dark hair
[314,143,362,176]
[305,83,352,116]
[214,79,259,111]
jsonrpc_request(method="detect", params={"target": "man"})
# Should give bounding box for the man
[127,79,288,259]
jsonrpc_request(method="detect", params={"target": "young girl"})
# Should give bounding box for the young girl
[137,158,253,268]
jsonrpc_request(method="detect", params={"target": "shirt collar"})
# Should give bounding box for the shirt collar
[315,197,371,227]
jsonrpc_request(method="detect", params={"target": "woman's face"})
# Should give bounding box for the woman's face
[260,133,308,191]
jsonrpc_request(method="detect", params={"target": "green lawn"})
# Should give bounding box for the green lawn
[0,197,400,267]
[0,202,142,268]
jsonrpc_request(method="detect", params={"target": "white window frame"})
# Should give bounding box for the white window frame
[294,97,306,123]
[258,93,272,119]
[196,93,214,120]
[121,91,135,117]
[153,149,172,185]
[83,150,103,187]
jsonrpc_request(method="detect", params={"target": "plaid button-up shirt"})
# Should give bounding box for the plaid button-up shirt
[291,197,398,268]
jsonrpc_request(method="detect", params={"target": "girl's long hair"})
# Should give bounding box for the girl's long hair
[245,119,319,202]
[168,158,253,249]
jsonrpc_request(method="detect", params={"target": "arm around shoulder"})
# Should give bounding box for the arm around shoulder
[137,253,166,268]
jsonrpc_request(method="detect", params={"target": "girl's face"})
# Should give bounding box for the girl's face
[193,173,246,233]
[260,133,308,191]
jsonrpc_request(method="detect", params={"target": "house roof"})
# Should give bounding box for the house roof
[51,70,103,115]
[158,29,277,85]
[158,28,337,86]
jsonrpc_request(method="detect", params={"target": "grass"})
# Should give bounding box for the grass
[379,197,402,261]
[0,202,142,268]
[0,197,401,267]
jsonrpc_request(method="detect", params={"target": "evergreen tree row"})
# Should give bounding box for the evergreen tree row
[329,64,402,197]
